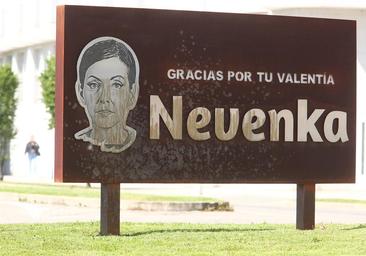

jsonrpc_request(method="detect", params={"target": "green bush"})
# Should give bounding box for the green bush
[39,56,55,128]
[0,65,18,179]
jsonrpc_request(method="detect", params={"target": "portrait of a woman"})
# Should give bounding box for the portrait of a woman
[74,37,140,153]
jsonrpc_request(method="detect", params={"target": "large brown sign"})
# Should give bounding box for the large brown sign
[55,5,356,183]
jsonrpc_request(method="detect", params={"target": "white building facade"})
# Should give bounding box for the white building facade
[0,0,365,182]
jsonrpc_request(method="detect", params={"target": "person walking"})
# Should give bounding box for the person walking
[25,137,40,176]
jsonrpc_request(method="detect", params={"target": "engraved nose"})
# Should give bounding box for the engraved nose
[99,82,111,103]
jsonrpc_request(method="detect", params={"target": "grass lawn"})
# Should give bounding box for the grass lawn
[0,182,219,202]
[0,222,365,256]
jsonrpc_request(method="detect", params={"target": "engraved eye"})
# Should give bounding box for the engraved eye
[112,80,124,89]
[87,81,100,90]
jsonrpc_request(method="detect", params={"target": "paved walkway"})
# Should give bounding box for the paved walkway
[1,182,366,225]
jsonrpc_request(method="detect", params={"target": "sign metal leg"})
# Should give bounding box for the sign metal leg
[296,183,315,230]
[100,183,120,235]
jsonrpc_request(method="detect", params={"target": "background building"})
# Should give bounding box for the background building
[0,0,365,182]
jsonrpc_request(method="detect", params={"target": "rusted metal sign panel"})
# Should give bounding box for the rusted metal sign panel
[55,5,356,183]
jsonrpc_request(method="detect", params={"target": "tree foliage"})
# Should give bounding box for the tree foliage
[39,56,56,128]
[0,65,18,179]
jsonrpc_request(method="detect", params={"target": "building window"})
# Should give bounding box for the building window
[5,55,12,66]
[33,48,41,73]
[16,52,25,74]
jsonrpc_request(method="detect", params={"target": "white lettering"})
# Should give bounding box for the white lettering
[150,95,182,139]
[324,111,349,142]
[215,108,239,141]
[149,96,349,144]
[187,107,211,140]
[167,69,176,79]
[242,109,266,141]
[297,99,324,142]
[269,109,294,141]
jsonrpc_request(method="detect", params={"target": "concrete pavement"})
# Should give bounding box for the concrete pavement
[1,182,366,225]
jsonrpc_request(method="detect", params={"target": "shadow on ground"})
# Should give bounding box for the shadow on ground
[342,224,366,231]
[123,227,275,237]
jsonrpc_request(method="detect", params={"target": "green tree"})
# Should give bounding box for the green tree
[39,56,55,128]
[0,65,18,180]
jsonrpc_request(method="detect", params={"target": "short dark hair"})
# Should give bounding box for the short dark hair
[78,38,137,89]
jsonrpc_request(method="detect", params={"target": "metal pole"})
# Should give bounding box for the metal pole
[296,183,315,230]
[100,183,120,235]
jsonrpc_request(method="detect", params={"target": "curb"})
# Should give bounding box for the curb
[1,192,233,212]
[125,201,232,211]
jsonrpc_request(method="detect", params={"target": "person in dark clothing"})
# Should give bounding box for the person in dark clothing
[25,139,40,175]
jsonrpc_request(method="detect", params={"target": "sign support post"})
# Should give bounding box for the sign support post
[100,183,120,235]
[296,183,315,230]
